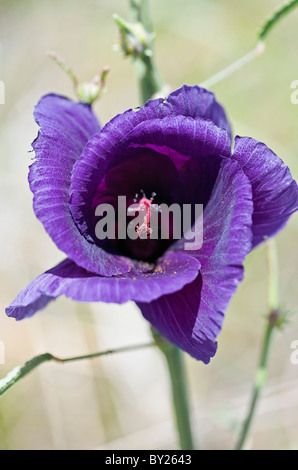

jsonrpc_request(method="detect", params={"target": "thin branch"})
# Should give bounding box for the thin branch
[47,51,78,87]
[235,240,279,450]
[152,329,195,450]
[199,44,264,90]
[235,322,275,450]
[0,342,155,398]
[259,0,298,41]
[200,0,298,89]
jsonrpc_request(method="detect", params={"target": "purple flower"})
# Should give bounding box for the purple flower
[6,85,298,363]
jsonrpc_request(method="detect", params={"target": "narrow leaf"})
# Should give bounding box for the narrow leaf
[0,353,53,397]
[259,0,298,41]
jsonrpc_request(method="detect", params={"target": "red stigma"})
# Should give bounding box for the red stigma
[134,191,157,238]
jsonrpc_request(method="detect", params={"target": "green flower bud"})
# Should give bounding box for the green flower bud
[113,14,155,59]
[48,52,110,105]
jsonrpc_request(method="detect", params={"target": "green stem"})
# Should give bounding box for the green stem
[129,0,152,32]
[235,322,275,450]
[47,51,78,87]
[134,55,164,104]
[0,342,155,398]
[55,341,154,363]
[153,331,194,450]
[235,240,279,450]
[129,0,164,103]
[129,0,194,449]
[129,0,141,22]
[139,0,153,33]
[200,0,298,90]
[164,344,195,450]
[267,238,279,313]
[259,0,298,41]
[199,45,264,90]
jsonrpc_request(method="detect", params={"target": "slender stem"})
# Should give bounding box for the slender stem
[0,342,155,397]
[163,344,195,450]
[199,44,264,90]
[267,238,279,313]
[128,0,194,449]
[139,0,153,33]
[129,0,152,32]
[152,330,194,450]
[235,240,279,450]
[129,0,164,103]
[134,56,164,104]
[129,0,141,22]
[55,341,155,363]
[47,51,78,87]
[235,322,275,450]
[259,0,298,41]
[200,0,298,90]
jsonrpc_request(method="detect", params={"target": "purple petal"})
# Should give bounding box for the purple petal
[69,114,231,254]
[6,252,200,321]
[138,275,217,364]
[30,93,134,276]
[100,84,231,135]
[69,83,232,224]
[233,136,298,247]
[163,84,232,137]
[139,159,253,362]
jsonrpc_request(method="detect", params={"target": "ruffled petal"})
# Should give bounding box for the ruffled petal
[97,84,231,136]
[69,83,232,225]
[6,252,200,321]
[30,93,134,276]
[69,114,231,255]
[162,84,232,137]
[139,158,253,362]
[138,275,216,363]
[233,136,298,247]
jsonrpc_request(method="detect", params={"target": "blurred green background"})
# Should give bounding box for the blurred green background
[0,0,298,450]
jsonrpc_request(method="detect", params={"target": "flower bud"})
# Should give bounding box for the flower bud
[113,14,155,59]
[48,51,110,105]
[76,67,110,105]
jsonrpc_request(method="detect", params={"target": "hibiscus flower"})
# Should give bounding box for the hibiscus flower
[6,85,298,363]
